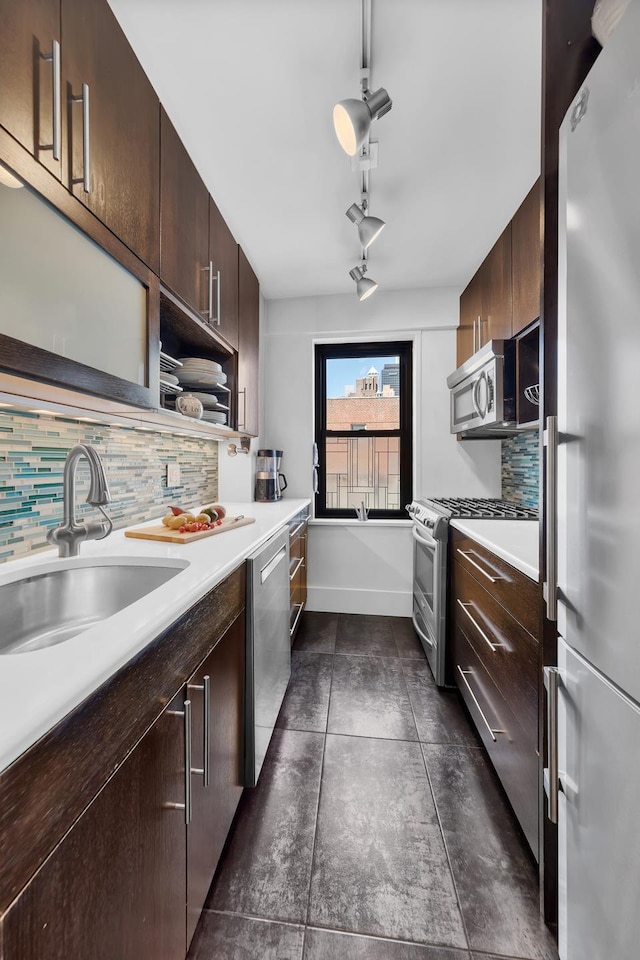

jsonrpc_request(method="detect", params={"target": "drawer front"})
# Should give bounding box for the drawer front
[452,625,538,856]
[452,561,538,734]
[451,528,540,637]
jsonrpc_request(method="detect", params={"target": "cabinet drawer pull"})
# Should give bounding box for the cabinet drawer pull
[456,667,505,742]
[187,676,211,787]
[456,549,502,583]
[40,40,61,161]
[166,699,192,823]
[289,556,305,581]
[290,602,304,637]
[290,520,306,540]
[71,82,90,193]
[456,599,500,652]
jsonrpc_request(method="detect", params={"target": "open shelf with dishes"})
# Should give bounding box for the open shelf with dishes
[159,286,237,431]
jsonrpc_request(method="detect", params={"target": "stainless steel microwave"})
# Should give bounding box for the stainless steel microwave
[446,340,516,437]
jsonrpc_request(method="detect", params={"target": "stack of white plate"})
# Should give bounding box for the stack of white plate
[178,358,227,389]
[201,410,227,424]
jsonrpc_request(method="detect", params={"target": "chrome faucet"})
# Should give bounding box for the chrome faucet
[47,444,113,558]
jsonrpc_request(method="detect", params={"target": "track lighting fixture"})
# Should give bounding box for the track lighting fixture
[333,87,392,157]
[346,201,385,250]
[349,263,378,301]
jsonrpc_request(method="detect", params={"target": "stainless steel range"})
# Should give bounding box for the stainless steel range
[406,497,538,686]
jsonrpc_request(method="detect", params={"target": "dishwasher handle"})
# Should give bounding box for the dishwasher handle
[260,544,287,584]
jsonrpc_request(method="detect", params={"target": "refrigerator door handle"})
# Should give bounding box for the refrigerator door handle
[543,665,561,824]
[543,415,558,621]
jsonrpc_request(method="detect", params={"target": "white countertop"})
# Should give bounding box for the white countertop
[450,518,540,582]
[0,498,309,774]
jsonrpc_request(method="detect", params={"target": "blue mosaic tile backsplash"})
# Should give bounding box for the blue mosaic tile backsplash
[502,431,540,509]
[0,410,218,562]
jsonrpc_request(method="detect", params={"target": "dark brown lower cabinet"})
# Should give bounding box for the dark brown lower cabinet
[289,509,309,641]
[0,567,246,960]
[449,527,542,858]
[187,612,245,945]
[2,689,187,960]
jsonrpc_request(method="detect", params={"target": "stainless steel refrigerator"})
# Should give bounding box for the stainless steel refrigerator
[548,3,640,956]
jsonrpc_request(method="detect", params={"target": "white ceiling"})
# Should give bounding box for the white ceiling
[108,0,541,300]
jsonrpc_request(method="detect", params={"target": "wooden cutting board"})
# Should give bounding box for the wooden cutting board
[124,515,255,544]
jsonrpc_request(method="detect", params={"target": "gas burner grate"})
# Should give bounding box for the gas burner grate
[425,497,538,520]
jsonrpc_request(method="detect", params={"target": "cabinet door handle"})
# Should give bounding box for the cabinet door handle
[71,82,90,193]
[238,387,247,430]
[214,268,221,325]
[187,676,211,787]
[290,602,304,637]
[456,599,500,652]
[289,556,305,581]
[201,261,213,320]
[456,549,501,583]
[166,699,192,823]
[456,667,505,741]
[40,40,61,161]
[543,665,560,824]
[543,415,558,621]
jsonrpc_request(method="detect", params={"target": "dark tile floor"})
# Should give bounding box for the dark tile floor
[189,612,558,960]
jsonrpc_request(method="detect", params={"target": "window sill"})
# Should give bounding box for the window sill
[309,518,413,527]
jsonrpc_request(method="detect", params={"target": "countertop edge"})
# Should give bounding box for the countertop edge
[450,518,539,582]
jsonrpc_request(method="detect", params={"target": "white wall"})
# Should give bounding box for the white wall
[262,287,501,616]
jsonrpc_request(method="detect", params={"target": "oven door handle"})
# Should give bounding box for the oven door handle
[412,524,437,549]
[412,612,434,649]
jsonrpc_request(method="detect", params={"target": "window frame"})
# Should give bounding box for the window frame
[314,340,413,520]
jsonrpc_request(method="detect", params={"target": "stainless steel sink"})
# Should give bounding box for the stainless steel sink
[0,560,188,655]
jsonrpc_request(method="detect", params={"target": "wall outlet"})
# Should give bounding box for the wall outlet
[166,463,181,487]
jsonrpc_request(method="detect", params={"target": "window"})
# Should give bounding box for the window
[314,341,412,519]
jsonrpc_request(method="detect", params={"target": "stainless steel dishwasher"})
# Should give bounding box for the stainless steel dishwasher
[245,526,291,786]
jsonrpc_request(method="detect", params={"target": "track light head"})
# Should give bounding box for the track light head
[349,264,378,301]
[333,87,392,156]
[345,202,386,250]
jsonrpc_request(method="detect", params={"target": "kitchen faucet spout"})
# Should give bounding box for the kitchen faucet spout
[47,444,113,558]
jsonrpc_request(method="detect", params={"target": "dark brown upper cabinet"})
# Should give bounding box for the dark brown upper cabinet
[0,0,64,182]
[238,247,260,437]
[457,270,482,367]
[482,222,513,343]
[511,178,541,336]
[160,108,210,319]
[457,226,512,368]
[209,197,239,350]
[61,0,160,272]
[2,689,187,960]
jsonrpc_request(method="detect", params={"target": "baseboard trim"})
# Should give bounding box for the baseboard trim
[306,586,412,617]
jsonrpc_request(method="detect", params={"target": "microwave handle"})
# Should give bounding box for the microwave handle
[472,371,488,418]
